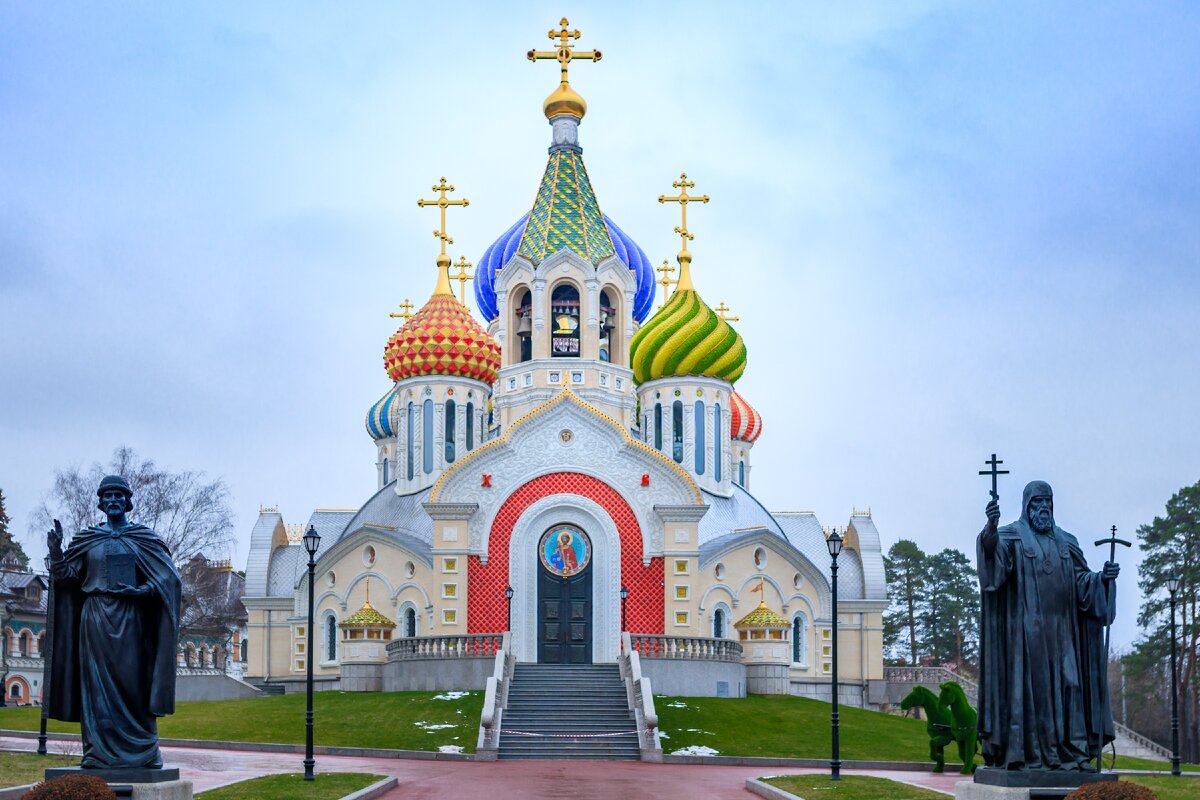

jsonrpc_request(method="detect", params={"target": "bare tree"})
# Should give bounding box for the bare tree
[29,446,234,565]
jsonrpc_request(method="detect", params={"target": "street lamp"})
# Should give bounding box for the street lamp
[826,528,844,781]
[1168,575,1182,777]
[505,586,514,632]
[38,555,54,755]
[302,524,321,782]
[620,585,629,634]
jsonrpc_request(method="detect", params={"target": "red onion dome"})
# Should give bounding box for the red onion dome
[730,390,763,443]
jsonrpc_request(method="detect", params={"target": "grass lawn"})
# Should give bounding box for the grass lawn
[762,775,946,799]
[0,691,482,753]
[1114,755,1200,773]
[0,752,79,788]
[658,695,971,763]
[1120,775,1200,800]
[196,773,383,800]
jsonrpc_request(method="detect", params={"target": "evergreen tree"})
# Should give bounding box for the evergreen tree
[0,488,29,568]
[918,548,980,672]
[883,540,927,665]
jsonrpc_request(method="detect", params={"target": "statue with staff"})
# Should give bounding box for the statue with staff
[974,455,1121,781]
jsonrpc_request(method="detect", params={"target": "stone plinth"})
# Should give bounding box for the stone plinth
[42,767,192,799]
[956,769,1117,800]
[745,663,789,695]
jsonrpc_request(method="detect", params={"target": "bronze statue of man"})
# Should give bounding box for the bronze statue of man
[46,475,181,770]
[977,480,1118,772]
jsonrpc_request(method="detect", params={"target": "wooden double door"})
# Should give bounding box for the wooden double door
[536,553,593,663]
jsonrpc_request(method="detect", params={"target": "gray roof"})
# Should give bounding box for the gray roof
[847,514,888,600]
[838,549,865,598]
[266,544,305,597]
[0,569,48,615]
[244,511,283,597]
[698,485,787,543]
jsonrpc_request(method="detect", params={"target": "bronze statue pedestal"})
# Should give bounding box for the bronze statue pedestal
[956,768,1117,800]
[43,767,191,799]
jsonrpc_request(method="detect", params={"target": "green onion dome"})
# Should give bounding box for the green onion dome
[629,254,747,384]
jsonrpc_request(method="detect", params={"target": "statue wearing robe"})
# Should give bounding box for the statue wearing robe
[976,480,1116,771]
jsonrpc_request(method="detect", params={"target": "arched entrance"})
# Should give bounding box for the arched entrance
[536,524,592,663]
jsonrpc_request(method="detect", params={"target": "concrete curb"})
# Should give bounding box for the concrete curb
[662,753,965,772]
[0,785,35,800]
[0,730,476,762]
[744,779,802,800]
[341,776,400,800]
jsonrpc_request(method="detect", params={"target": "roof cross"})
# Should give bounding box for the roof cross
[656,259,677,308]
[450,256,475,310]
[658,172,710,254]
[417,177,469,259]
[528,17,602,87]
[389,298,415,322]
[715,302,739,322]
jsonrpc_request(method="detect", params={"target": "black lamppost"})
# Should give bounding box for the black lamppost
[302,524,321,782]
[37,555,53,755]
[1168,575,1182,777]
[505,586,514,632]
[826,528,843,781]
[620,585,629,634]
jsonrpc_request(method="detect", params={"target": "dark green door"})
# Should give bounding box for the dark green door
[537,559,592,663]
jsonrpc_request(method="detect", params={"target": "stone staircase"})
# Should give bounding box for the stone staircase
[497,663,641,760]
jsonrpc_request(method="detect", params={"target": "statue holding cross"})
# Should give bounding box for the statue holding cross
[973,458,1119,780]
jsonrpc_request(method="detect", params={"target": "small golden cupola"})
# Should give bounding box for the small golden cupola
[529,17,601,121]
[337,578,396,691]
[339,578,397,641]
[733,578,792,694]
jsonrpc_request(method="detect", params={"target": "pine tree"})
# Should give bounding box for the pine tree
[0,488,29,568]
[883,540,927,665]
[919,548,980,672]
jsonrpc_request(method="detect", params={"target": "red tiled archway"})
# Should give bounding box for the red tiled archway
[468,472,663,635]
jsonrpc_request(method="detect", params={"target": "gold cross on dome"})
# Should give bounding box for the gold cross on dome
[528,17,602,86]
[656,259,677,308]
[417,177,469,258]
[658,172,710,253]
[450,256,475,310]
[715,302,739,322]
[389,298,415,321]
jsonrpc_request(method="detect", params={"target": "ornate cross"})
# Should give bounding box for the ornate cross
[978,453,1010,501]
[715,302,739,322]
[389,298,415,322]
[656,259,677,308]
[528,18,602,86]
[450,256,475,310]
[417,177,469,257]
[658,172,710,253]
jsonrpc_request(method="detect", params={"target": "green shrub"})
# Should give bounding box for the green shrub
[21,774,117,800]
[1065,782,1158,800]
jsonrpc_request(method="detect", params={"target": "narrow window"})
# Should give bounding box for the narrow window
[406,402,415,480]
[713,403,722,482]
[422,399,434,474]
[793,615,807,663]
[405,607,417,638]
[672,400,683,463]
[516,289,533,363]
[550,283,581,357]
[713,608,725,639]
[654,403,663,450]
[241,640,248,663]
[466,401,475,450]
[694,400,705,474]
[599,290,614,363]
[382,457,389,485]
[445,400,456,463]
[739,461,745,486]
[325,615,337,661]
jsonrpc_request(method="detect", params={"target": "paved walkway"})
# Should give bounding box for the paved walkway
[1,737,961,797]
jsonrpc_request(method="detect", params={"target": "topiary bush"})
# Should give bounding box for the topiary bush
[1065,782,1157,800]
[21,774,118,800]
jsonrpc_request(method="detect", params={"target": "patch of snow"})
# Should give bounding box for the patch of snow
[433,691,470,700]
[671,745,720,756]
[414,721,457,730]
[658,732,670,739]
[665,702,688,708]
[438,745,465,753]
[684,729,716,735]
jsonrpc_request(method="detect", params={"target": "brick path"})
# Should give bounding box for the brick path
[1,737,961,797]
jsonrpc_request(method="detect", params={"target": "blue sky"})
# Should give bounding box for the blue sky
[2,2,1197,650]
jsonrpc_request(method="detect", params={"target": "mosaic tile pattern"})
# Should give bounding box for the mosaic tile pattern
[383,294,501,384]
[729,390,762,443]
[629,287,747,384]
[468,472,664,635]
[516,150,616,266]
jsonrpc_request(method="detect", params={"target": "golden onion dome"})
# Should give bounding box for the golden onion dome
[544,81,587,120]
[338,598,396,630]
[734,601,790,630]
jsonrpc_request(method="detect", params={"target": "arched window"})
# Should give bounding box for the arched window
[515,289,533,363]
[792,613,809,665]
[466,401,475,450]
[405,607,417,638]
[10,683,21,700]
[672,401,683,463]
[241,639,248,663]
[694,401,705,474]
[445,400,456,463]
[654,403,663,450]
[422,399,434,474]
[382,457,389,485]
[406,401,415,480]
[37,632,45,658]
[550,283,581,357]
[325,613,337,662]
[599,290,616,363]
[739,460,745,486]
[19,631,30,657]
[713,404,722,482]
[713,608,726,639]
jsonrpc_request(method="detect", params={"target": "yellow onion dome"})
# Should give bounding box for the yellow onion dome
[734,601,790,630]
[629,252,747,384]
[338,599,395,630]
[384,258,501,384]
[543,81,587,120]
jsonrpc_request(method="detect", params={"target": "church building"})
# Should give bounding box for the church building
[240,21,888,706]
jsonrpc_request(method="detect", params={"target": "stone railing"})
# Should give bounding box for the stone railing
[629,634,743,663]
[883,665,978,703]
[476,632,514,757]
[620,632,661,761]
[387,633,505,660]
[1112,721,1172,760]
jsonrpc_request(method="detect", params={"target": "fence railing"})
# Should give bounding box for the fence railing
[883,665,978,700]
[387,633,505,660]
[629,634,743,663]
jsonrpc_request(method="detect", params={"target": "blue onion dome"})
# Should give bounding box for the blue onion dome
[365,386,397,441]
[474,212,655,324]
